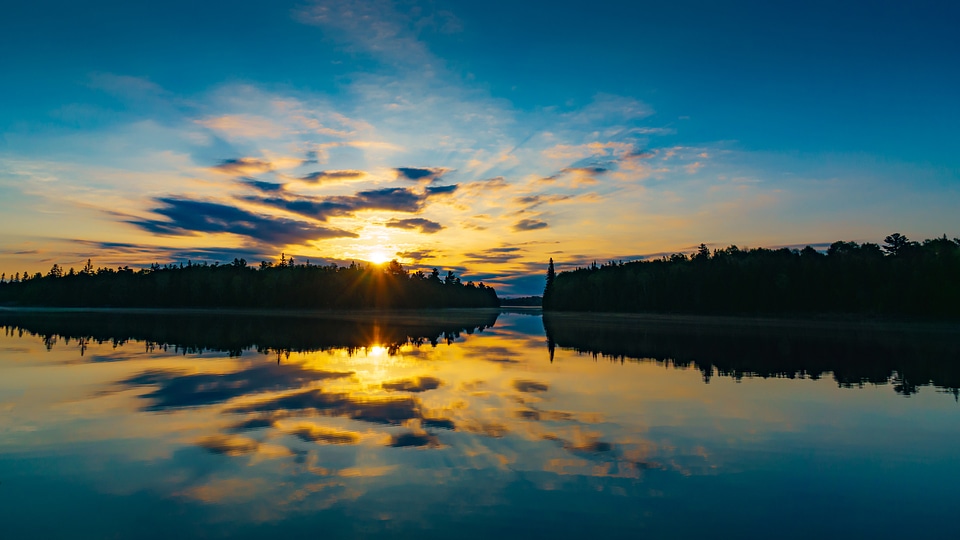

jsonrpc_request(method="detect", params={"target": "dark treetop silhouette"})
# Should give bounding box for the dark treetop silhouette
[0,257,499,309]
[542,234,960,318]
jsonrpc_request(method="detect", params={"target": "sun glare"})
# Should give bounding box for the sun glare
[368,251,390,265]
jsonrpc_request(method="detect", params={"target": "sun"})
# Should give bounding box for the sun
[368,250,391,265]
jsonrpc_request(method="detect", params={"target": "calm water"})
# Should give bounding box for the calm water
[1,309,958,539]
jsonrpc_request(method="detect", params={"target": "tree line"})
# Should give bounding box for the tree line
[543,234,960,318]
[0,256,500,309]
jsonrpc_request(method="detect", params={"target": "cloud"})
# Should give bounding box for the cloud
[462,176,510,194]
[464,247,524,264]
[395,167,449,182]
[425,184,459,195]
[513,219,548,232]
[66,240,270,267]
[227,417,277,432]
[240,178,286,193]
[299,170,367,184]
[198,115,287,140]
[396,249,437,261]
[625,149,656,160]
[514,194,571,210]
[351,187,424,211]
[130,198,359,245]
[381,376,442,392]
[250,197,354,221]
[88,72,165,97]
[250,186,442,222]
[295,0,436,67]
[385,218,444,234]
[210,158,273,175]
[562,166,609,176]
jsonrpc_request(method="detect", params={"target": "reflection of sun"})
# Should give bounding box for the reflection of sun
[368,251,390,265]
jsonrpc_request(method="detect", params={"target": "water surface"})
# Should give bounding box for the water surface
[1,309,957,538]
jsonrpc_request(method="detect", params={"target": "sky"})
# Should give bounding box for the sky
[1,0,958,295]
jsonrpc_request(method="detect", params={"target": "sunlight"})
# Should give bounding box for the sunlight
[368,250,391,265]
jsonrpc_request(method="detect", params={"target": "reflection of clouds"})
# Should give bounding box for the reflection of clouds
[4,314,753,528]
[196,434,260,456]
[289,423,360,445]
[177,478,270,504]
[124,364,354,411]
[422,417,455,430]
[229,389,427,426]
[514,409,575,422]
[382,376,442,393]
[389,431,440,448]
[513,379,549,393]
[458,419,509,438]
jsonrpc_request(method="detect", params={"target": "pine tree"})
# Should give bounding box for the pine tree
[545,258,555,295]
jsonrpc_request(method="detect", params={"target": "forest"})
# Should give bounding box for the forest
[543,234,960,318]
[0,256,500,309]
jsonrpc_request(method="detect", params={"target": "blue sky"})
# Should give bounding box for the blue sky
[1,0,958,294]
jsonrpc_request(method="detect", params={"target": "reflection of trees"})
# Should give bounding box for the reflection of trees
[543,313,960,397]
[0,309,500,357]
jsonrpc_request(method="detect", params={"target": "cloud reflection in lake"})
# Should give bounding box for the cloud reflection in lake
[1,309,958,538]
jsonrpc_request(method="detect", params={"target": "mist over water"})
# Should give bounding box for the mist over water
[1,309,957,538]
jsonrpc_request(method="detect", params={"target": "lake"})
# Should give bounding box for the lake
[1,308,958,538]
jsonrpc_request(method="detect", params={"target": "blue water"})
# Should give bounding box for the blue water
[0,310,957,538]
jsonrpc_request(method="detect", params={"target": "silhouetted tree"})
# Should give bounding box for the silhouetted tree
[0,255,499,309]
[883,233,914,256]
[541,234,960,318]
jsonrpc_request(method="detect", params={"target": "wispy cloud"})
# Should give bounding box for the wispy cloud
[299,169,368,184]
[513,219,548,232]
[464,247,525,264]
[240,178,286,193]
[396,249,438,262]
[385,218,444,234]
[395,167,449,182]
[130,197,358,245]
[294,0,443,68]
[247,186,447,221]
[210,158,274,175]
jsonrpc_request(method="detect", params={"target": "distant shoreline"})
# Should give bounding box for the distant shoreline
[0,306,503,319]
